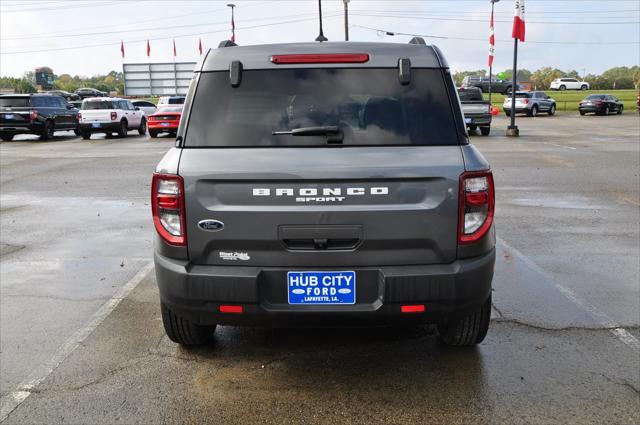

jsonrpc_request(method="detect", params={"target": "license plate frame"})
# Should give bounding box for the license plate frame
[287,271,356,305]
[161,122,170,127]
[4,114,14,120]
[465,117,472,124]
[91,122,101,128]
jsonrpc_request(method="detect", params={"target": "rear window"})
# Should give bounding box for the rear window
[585,95,605,100]
[82,101,114,110]
[186,68,459,147]
[0,97,30,107]
[457,89,484,102]
[515,93,532,98]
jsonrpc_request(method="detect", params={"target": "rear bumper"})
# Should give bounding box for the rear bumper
[464,114,492,126]
[79,122,120,132]
[579,105,604,113]
[0,123,42,134]
[154,249,495,327]
[148,122,179,130]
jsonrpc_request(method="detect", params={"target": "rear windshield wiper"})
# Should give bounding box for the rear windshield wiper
[272,126,343,143]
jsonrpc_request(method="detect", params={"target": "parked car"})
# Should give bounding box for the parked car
[152,39,496,347]
[77,97,146,139]
[457,87,492,136]
[68,100,83,110]
[148,106,182,138]
[550,78,589,91]
[578,94,624,116]
[47,90,80,101]
[75,88,106,99]
[0,93,78,141]
[131,100,157,116]
[504,91,556,117]
[157,96,185,106]
[461,75,515,94]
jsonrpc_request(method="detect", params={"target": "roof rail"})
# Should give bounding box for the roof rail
[218,40,238,48]
[409,37,426,45]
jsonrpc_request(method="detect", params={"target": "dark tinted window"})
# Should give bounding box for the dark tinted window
[585,95,605,100]
[82,101,114,110]
[515,93,532,98]
[187,68,459,147]
[133,101,155,107]
[0,97,30,107]
[31,97,53,107]
[458,89,484,101]
[167,97,185,105]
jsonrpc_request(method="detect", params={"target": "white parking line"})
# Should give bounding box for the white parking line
[543,142,577,150]
[497,237,639,352]
[0,261,154,423]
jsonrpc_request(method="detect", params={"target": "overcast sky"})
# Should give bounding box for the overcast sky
[1,0,638,78]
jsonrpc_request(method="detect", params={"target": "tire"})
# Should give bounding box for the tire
[80,130,91,140]
[138,118,147,135]
[528,105,538,117]
[117,120,128,138]
[504,111,511,117]
[579,110,586,116]
[559,85,566,91]
[617,105,623,115]
[469,125,477,132]
[0,132,13,141]
[161,302,215,346]
[149,130,158,138]
[480,126,490,136]
[548,104,556,116]
[40,120,54,140]
[438,296,491,346]
[74,128,81,136]
[581,85,588,91]
[603,105,609,116]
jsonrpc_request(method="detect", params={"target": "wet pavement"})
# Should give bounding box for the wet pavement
[1,115,639,424]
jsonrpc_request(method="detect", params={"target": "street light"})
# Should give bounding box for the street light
[315,0,328,42]
[343,0,350,41]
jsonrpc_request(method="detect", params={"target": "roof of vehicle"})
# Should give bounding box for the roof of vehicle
[199,41,448,72]
[0,93,56,97]
[83,97,125,101]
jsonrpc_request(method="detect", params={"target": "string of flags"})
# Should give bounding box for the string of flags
[119,38,205,59]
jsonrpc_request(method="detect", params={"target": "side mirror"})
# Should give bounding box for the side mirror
[66,103,74,109]
[134,107,140,111]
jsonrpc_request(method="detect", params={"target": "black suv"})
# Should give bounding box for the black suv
[0,94,79,141]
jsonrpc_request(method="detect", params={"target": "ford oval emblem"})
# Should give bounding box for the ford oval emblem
[198,219,224,232]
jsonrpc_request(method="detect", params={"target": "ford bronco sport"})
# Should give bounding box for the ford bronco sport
[152,39,496,347]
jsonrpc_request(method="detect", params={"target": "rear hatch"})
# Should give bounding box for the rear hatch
[458,89,489,115]
[180,67,466,267]
[80,99,116,122]
[0,96,31,126]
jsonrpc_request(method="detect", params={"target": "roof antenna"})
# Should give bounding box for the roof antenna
[315,0,328,42]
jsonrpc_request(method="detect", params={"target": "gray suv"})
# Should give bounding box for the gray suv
[152,39,496,347]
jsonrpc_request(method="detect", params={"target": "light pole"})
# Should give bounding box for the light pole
[315,0,328,42]
[343,0,350,41]
[488,0,500,105]
[227,4,236,43]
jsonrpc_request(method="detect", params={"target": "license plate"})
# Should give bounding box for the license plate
[465,117,472,124]
[161,122,170,127]
[92,122,101,128]
[4,114,14,120]
[287,271,356,305]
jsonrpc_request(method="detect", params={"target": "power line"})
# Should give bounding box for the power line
[0,1,130,13]
[349,12,640,25]
[352,24,640,45]
[0,13,343,55]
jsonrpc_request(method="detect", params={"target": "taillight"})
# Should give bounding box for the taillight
[458,171,494,244]
[522,99,529,104]
[270,53,369,64]
[30,110,38,121]
[110,111,117,120]
[596,101,603,105]
[148,116,155,121]
[152,173,186,246]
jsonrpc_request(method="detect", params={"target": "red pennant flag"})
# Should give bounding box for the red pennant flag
[173,39,177,57]
[512,0,525,42]
[198,38,203,55]
[120,40,125,58]
[488,10,495,67]
[146,40,151,57]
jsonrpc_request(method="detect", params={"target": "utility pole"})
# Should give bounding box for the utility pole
[315,0,328,42]
[343,0,350,41]
[227,4,236,43]
[488,0,500,105]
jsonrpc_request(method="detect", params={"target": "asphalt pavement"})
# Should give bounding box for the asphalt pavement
[0,114,638,424]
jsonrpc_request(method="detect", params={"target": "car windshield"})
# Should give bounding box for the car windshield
[0,97,30,108]
[585,95,605,100]
[186,68,459,147]
[82,101,114,110]
[458,89,484,102]
[156,107,182,113]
